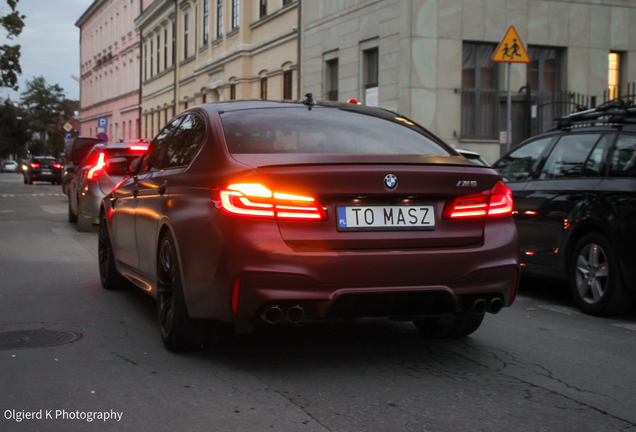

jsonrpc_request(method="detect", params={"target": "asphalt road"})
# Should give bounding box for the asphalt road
[1,172,635,432]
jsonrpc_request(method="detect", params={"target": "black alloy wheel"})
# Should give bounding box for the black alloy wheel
[68,197,77,223]
[413,313,485,339]
[156,232,228,351]
[98,212,127,290]
[570,232,633,316]
[157,233,198,351]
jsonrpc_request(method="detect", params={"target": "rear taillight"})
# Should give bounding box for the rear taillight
[444,181,513,219]
[87,152,106,180]
[215,183,327,221]
[30,163,40,168]
[53,164,62,169]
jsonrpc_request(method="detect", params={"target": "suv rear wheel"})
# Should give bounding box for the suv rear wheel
[570,232,633,316]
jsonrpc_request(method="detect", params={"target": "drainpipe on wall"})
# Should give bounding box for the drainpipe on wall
[296,0,301,100]
[173,0,178,117]
[138,0,144,139]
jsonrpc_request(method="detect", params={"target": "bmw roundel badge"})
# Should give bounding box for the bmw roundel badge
[384,174,398,190]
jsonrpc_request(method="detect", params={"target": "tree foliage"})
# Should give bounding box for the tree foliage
[0,0,25,90]
[0,98,28,158]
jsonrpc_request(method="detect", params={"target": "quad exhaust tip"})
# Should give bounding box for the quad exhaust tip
[488,298,503,314]
[262,305,283,324]
[262,305,306,324]
[473,298,487,315]
[286,305,305,324]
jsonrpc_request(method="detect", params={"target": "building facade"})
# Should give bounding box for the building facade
[136,0,299,139]
[76,0,153,142]
[301,0,636,163]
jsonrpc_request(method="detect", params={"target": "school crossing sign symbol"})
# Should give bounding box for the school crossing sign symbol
[492,26,530,63]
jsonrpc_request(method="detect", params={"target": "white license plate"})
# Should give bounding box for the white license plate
[337,206,436,231]
[42,170,51,175]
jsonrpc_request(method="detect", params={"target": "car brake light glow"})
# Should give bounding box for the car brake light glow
[87,152,106,180]
[53,164,62,169]
[30,163,40,168]
[216,183,326,221]
[444,181,513,219]
[129,145,148,152]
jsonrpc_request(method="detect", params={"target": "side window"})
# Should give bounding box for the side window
[539,134,601,179]
[581,135,611,177]
[494,137,552,181]
[140,118,181,173]
[609,135,636,177]
[158,113,207,169]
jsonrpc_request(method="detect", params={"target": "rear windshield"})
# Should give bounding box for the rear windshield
[70,139,102,163]
[221,107,451,156]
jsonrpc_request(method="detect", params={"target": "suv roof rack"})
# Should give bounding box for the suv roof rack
[554,99,636,130]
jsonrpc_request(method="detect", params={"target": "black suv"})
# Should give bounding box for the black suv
[493,102,636,316]
[23,156,63,185]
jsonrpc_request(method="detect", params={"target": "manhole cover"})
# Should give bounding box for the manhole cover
[0,330,82,350]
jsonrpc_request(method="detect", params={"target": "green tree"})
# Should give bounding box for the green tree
[0,0,25,90]
[20,76,71,156]
[0,98,29,158]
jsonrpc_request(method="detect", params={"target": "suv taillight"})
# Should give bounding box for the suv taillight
[443,181,513,219]
[87,152,106,180]
[214,183,327,221]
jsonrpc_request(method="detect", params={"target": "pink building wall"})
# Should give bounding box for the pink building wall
[76,0,153,142]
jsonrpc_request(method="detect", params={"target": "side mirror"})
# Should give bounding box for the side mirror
[106,157,130,176]
[128,156,143,175]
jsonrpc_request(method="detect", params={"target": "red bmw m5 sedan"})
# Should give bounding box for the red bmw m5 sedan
[99,96,519,351]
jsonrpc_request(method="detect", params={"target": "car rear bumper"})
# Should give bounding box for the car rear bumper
[81,182,107,224]
[182,216,519,323]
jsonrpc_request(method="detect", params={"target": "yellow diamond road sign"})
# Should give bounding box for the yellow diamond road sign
[492,26,530,63]
[63,122,73,132]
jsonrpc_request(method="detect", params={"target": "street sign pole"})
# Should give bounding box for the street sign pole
[492,26,531,154]
[507,63,512,153]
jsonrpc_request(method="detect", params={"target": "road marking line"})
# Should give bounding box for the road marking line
[538,305,578,315]
[613,324,636,332]
[0,210,14,213]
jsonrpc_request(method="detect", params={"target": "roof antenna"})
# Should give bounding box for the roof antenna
[301,93,316,109]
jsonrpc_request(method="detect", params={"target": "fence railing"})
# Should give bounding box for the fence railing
[461,88,499,140]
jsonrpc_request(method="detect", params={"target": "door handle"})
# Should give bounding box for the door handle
[158,182,167,196]
[132,185,139,198]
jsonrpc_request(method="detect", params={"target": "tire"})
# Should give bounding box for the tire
[23,175,27,184]
[157,232,226,351]
[98,212,128,290]
[28,176,33,185]
[414,313,485,339]
[68,197,77,223]
[570,232,633,316]
[76,196,93,232]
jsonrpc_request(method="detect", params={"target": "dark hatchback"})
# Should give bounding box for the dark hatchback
[23,156,63,185]
[100,99,519,351]
[494,119,636,316]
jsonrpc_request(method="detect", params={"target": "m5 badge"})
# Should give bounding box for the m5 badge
[457,181,477,187]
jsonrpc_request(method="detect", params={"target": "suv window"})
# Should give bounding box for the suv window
[139,118,181,173]
[539,134,601,179]
[495,137,552,181]
[581,134,611,177]
[158,113,206,169]
[609,135,636,177]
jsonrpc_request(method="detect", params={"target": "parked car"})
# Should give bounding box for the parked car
[1,160,19,173]
[99,97,519,351]
[62,137,104,195]
[68,142,148,232]
[493,101,636,316]
[22,156,63,184]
